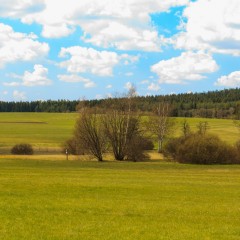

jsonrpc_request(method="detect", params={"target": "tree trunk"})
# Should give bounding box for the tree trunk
[158,140,163,153]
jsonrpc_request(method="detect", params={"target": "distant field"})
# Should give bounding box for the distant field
[0,112,77,153]
[176,117,240,145]
[0,113,239,154]
[0,158,239,240]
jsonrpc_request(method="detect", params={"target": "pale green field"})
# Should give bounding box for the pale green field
[0,158,239,240]
[176,117,239,145]
[0,113,77,153]
[0,113,239,154]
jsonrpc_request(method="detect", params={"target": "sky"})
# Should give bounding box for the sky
[1,0,240,101]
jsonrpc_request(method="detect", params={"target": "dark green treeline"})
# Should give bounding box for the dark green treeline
[1,88,240,119]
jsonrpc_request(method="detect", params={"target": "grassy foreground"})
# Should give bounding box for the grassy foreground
[0,157,239,240]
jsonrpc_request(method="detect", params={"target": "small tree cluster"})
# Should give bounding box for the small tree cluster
[66,87,154,162]
[11,144,34,155]
[165,120,240,164]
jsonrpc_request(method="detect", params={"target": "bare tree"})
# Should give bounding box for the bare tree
[103,86,148,161]
[148,102,175,153]
[103,112,140,160]
[74,109,107,161]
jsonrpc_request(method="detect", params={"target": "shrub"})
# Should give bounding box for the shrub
[126,135,150,162]
[63,137,84,155]
[165,133,239,164]
[11,144,34,155]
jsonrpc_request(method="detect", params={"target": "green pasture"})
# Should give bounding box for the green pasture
[176,117,239,145]
[0,113,77,152]
[0,113,239,154]
[0,158,239,240]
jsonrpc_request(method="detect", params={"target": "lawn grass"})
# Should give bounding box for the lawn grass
[0,158,239,240]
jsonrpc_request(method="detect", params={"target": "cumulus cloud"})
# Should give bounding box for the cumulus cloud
[6,65,51,87]
[215,71,240,87]
[13,90,26,100]
[21,65,52,86]
[0,23,49,68]
[59,46,136,76]
[151,51,219,84]
[3,82,20,87]
[147,82,161,91]
[174,0,240,55]
[81,20,164,52]
[58,74,96,88]
[0,0,44,18]
[2,0,188,51]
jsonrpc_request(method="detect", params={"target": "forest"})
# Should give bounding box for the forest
[1,88,240,119]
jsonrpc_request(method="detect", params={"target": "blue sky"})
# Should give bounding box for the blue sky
[0,0,240,101]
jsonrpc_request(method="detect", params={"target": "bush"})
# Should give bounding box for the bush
[11,144,34,155]
[63,137,84,155]
[126,135,150,162]
[165,133,239,164]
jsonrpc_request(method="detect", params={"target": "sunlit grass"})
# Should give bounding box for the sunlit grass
[175,117,239,145]
[0,158,239,240]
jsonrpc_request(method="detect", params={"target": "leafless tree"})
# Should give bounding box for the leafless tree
[103,86,148,161]
[148,102,175,153]
[74,109,107,161]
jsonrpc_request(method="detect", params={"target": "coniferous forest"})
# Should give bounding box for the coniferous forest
[1,88,240,119]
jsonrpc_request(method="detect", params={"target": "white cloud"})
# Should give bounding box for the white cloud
[81,20,163,52]
[13,90,26,101]
[59,46,136,76]
[22,65,51,86]
[58,74,89,83]
[0,23,49,68]
[0,0,44,18]
[4,65,51,87]
[215,71,240,87]
[141,80,149,84]
[3,91,8,95]
[58,74,96,88]
[148,83,161,91]
[125,72,134,77]
[4,0,188,51]
[3,82,21,87]
[174,0,240,55]
[125,82,134,90]
[106,84,112,89]
[151,51,219,84]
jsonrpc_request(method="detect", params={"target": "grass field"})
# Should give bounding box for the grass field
[0,113,77,153]
[0,157,239,240]
[0,113,239,154]
[0,114,240,239]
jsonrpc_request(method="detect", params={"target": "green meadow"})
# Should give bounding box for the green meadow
[0,113,77,153]
[0,158,239,240]
[0,113,240,239]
